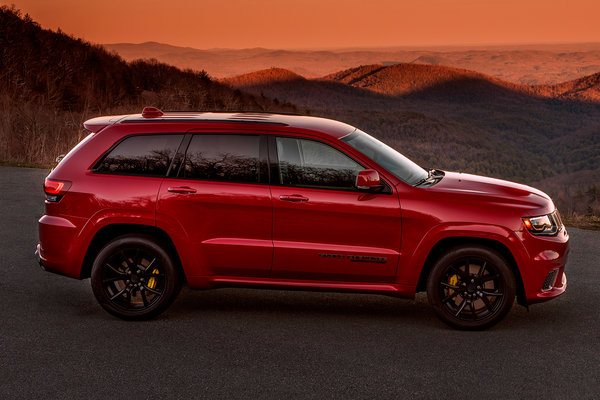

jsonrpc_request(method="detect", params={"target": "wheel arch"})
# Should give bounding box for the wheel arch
[416,236,526,306]
[80,223,185,281]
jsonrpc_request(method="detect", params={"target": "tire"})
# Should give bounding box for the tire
[90,234,182,320]
[427,245,516,330]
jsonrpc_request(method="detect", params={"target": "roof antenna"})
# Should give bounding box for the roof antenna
[142,107,164,118]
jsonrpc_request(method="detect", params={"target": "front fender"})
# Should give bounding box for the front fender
[397,223,528,289]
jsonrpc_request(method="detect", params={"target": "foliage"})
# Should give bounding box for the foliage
[0,6,295,164]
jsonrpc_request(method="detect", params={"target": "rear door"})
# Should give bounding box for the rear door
[156,133,273,277]
[270,135,402,282]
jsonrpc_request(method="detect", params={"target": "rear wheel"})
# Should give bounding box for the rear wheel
[91,234,181,320]
[427,246,516,330]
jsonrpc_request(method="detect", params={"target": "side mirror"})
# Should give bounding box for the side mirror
[356,169,381,190]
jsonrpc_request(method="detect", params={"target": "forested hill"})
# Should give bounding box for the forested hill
[223,66,600,223]
[0,6,295,164]
[535,72,600,103]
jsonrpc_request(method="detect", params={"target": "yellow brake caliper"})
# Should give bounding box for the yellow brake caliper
[147,268,159,289]
[448,274,458,300]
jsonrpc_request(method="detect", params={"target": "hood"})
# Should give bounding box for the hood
[423,171,553,212]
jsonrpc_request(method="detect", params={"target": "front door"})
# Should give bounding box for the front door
[270,136,402,282]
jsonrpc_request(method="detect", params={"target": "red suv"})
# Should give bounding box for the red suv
[37,107,569,329]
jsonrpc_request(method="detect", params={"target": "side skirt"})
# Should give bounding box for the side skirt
[186,275,417,298]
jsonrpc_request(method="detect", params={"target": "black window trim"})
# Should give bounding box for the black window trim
[268,134,393,194]
[91,132,186,178]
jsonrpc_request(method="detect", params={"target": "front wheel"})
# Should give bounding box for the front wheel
[91,234,182,320]
[427,246,516,330]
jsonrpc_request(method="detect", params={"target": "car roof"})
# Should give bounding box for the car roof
[84,110,356,139]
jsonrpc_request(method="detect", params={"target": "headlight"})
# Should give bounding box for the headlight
[522,211,562,236]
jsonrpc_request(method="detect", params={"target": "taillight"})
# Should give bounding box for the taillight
[44,178,71,202]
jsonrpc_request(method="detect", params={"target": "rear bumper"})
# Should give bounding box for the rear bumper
[38,214,87,279]
[35,244,45,271]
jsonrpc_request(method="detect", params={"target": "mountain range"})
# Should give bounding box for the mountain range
[222,64,600,103]
[104,41,600,84]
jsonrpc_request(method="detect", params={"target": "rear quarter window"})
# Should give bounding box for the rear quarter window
[94,134,184,176]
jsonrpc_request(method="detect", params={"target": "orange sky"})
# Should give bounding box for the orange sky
[6,0,600,49]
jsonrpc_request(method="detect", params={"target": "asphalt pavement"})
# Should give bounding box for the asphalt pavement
[1,166,599,399]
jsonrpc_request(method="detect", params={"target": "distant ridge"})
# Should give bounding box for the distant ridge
[536,72,600,102]
[409,55,453,66]
[321,63,532,100]
[222,67,305,87]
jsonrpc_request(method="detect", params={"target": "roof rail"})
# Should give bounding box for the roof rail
[163,109,309,117]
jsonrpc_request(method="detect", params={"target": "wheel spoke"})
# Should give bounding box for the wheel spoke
[143,285,162,295]
[481,274,500,282]
[440,282,460,290]
[141,290,149,307]
[105,263,126,276]
[143,258,157,273]
[134,249,141,266]
[481,293,494,312]
[102,276,125,283]
[442,292,458,303]
[120,250,133,268]
[477,261,487,278]
[464,258,470,276]
[455,299,468,317]
[469,302,477,319]
[481,290,503,297]
[110,287,127,301]
[449,265,468,279]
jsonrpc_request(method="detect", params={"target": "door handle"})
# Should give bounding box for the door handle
[279,194,309,202]
[167,186,197,194]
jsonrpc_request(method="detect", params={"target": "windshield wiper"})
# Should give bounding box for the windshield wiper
[414,169,442,187]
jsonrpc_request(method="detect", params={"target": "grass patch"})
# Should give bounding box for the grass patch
[564,216,600,231]
[0,160,53,169]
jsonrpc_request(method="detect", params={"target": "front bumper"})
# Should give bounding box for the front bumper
[517,227,569,304]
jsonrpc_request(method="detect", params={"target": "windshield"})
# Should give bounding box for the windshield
[341,129,428,186]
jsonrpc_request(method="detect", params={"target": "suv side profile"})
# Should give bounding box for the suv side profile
[37,107,569,329]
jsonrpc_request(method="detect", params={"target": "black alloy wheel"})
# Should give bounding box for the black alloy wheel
[91,234,181,320]
[427,246,516,330]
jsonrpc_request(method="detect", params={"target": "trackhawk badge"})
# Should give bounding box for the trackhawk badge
[318,253,387,263]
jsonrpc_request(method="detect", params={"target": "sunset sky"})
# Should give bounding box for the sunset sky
[6,0,600,49]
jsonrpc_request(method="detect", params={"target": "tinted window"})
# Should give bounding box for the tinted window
[95,134,183,176]
[341,129,427,186]
[276,137,363,189]
[182,135,260,183]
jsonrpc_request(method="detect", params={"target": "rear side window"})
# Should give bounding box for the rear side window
[276,137,363,190]
[94,134,184,176]
[181,134,261,184]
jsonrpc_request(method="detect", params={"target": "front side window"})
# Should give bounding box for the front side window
[276,137,363,190]
[181,134,261,184]
[94,134,183,176]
